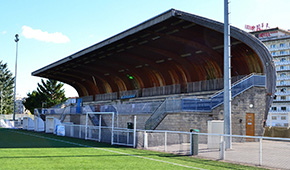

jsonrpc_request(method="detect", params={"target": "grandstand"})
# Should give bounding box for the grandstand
[32,9,276,138]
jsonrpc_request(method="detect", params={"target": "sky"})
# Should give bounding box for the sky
[1,0,290,98]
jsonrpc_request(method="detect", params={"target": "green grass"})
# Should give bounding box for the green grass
[0,128,267,170]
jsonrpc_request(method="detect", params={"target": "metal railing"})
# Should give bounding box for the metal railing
[137,129,290,170]
[142,84,181,97]
[186,75,246,93]
[182,74,266,111]
[95,92,118,101]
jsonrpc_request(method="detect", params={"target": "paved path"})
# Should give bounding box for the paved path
[148,140,290,170]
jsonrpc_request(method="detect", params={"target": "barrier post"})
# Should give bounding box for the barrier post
[144,131,148,149]
[111,112,115,145]
[259,137,263,166]
[133,115,137,148]
[165,131,167,152]
[99,115,102,142]
[219,136,225,160]
[85,113,88,140]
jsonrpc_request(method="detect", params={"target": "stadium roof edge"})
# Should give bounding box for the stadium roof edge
[32,9,180,76]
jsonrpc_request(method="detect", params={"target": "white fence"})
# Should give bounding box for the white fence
[62,112,136,147]
[53,122,290,169]
[137,130,290,170]
[62,124,135,147]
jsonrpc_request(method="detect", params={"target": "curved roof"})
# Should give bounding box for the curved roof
[32,9,276,112]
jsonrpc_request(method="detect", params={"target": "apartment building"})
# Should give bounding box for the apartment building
[251,28,290,127]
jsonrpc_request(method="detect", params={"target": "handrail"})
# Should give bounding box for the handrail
[211,73,263,98]
[182,74,266,111]
[145,99,167,130]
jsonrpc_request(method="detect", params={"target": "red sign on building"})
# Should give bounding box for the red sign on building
[245,23,270,31]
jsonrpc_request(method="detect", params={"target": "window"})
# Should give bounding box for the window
[280,58,286,62]
[280,66,285,70]
[280,73,286,77]
[281,96,286,100]
[281,116,287,120]
[272,107,277,110]
[281,51,286,55]
[280,80,285,85]
[281,106,287,110]
[272,116,277,120]
[284,123,288,127]
[270,44,276,48]
[280,43,286,47]
[272,52,276,56]
[281,88,287,93]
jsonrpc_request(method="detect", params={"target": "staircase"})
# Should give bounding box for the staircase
[145,74,266,130]
[88,114,101,126]
[145,99,167,130]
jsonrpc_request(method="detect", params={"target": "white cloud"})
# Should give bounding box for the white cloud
[1,31,7,34]
[22,25,70,43]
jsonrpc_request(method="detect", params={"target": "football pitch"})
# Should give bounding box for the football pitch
[0,128,267,170]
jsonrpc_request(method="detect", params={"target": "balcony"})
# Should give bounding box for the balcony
[269,46,290,52]
[276,66,290,72]
[276,82,290,87]
[277,76,290,80]
[273,98,290,102]
[275,92,290,96]
[275,61,290,66]
[272,52,290,57]
[269,110,290,114]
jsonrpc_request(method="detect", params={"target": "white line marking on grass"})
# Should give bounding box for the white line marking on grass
[10,130,208,170]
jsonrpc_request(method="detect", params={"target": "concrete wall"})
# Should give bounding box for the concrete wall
[156,86,266,136]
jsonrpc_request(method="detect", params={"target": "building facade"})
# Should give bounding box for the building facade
[15,97,25,114]
[252,28,290,127]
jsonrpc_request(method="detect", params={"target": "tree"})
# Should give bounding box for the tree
[0,61,14,115]
[23,79,67,114]
[23,90,43,114]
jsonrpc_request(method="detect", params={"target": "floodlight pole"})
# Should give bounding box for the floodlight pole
[224,0,232,149]
[13,34,19,121]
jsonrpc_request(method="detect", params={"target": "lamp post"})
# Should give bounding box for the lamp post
[13,34,19,121]
[0,89,3,119]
